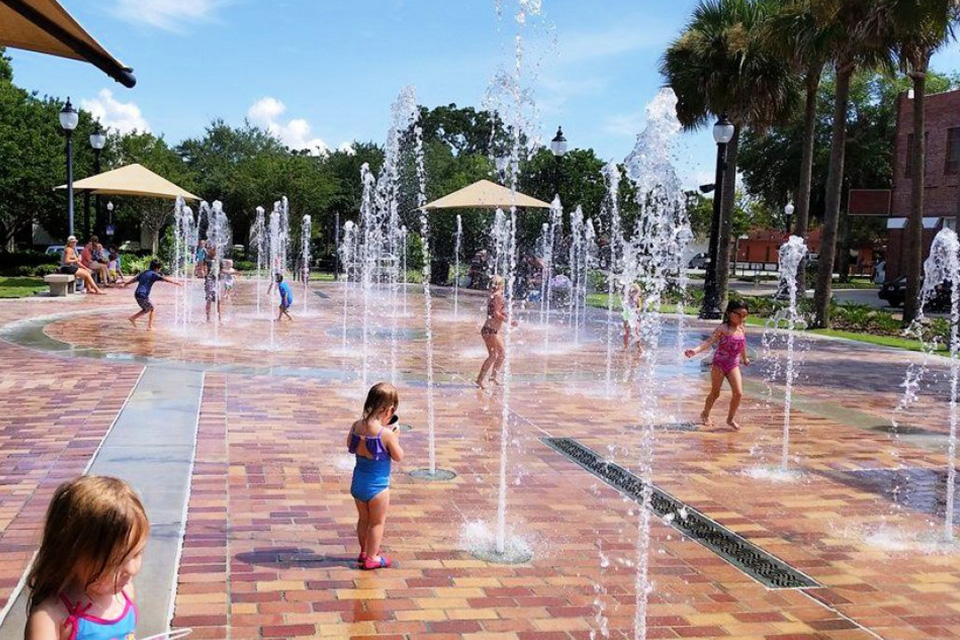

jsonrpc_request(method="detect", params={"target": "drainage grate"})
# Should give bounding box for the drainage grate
[543,437,818,590]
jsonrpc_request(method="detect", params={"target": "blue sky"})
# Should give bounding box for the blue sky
[7,0,960,189]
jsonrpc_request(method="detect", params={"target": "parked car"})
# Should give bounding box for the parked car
[45,245,65,257]
[687,252,708,269]
[879,276,952,311]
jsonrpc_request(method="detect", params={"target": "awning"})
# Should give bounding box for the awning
[56,164,198,200]
[0,0,135,87]
[422,179,551,210]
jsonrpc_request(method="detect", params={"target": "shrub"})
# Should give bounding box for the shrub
[0,250,59,276]
[233,260,255,272]
[33,264,59,277]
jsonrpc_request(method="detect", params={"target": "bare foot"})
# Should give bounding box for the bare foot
[147,326,155,331]
[128,317,137,328]
[475,378,485,389]
[727,420,741,431]
[700,412,713,427]
[490,377,502,386]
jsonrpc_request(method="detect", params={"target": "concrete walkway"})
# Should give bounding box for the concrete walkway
[0,366,203,640]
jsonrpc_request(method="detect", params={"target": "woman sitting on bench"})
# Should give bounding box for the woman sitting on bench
[61,236,103,295]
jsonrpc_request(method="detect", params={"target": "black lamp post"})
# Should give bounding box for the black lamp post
[59,98,79,237]
[88,122,106,237]
[106,201,115,237]
[550,126,568,198]
[699,114,735,320]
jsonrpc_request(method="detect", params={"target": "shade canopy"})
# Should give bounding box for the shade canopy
[56,164,198,200]
[422,180,551,211]
[0,0,135,87]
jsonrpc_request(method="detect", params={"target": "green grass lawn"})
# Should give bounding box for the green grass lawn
[0,277,45,298]
[308,272,337,282]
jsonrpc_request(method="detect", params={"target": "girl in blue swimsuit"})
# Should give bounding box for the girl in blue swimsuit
[25,476,149,640]
[347,382,404,570]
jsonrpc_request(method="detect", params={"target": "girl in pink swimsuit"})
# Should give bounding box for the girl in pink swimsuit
[685,301,750,430]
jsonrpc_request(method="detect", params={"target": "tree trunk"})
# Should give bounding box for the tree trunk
[150,228,160,256]
[716,127,741,311]
[838,203,852,282]
[903,61,928,326]
[794,65,823,295]
[814,63,853,328]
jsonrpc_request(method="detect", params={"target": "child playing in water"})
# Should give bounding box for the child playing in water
[275,273,293,321]
[347,382,404,570]
[221,259,238,301]
[685,300,750,430]
[621,283,644,354]
[25,476,149,640]
[123,259,181,330]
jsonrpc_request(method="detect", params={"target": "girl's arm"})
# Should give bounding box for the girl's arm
[25,602,62,640]
[684,327,723,357]
[384,430,404,462]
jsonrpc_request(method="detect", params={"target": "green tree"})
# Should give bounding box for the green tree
[872,0,958,324]
[812,0,892,327]
[661,0,800,312]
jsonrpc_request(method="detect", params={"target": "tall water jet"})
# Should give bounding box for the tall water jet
[621,88,687,640]
[603,163,623,396]
[253,207,265,317]
[776,236,808,472]
[358,164,377,389]
[301,214,312,314]
[538,222,550,325]
[400,225,409,318]
[583,218,597,345]
[542,197,562,352]
[268,206,281,351]
[206,201,230,342]
[340,221,357,350]
[569,205,584,336]
[454,214,463,318]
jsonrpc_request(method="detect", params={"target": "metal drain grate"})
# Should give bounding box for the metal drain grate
[543,437,818,590]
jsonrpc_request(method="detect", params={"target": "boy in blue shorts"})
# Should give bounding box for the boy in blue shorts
[123,259,182,330]
[276,272,294,321]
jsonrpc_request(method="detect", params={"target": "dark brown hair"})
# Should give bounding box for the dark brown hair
[363,382,399,420]
[723,300,749,325]
[27,476,149,611]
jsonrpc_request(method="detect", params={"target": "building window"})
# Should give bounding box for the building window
[946,127,960,175]
[905,132,930,178]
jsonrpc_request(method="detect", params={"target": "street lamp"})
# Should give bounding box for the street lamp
[699,113,735,320]
[784,200,795,235]
[550,126,568,198]
[59,98,79,237]
[87,121,106,238]
[106,201,115,237]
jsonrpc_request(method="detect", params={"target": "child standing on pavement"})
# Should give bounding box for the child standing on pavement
[275,273,293,321]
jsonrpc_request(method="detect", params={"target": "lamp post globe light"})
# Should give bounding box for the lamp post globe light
[784,200,795,234]
[106,201,115,237]
[550,126,567,198]
[86,122,106,238]
[699,113,735,320]
[60,98,79,237]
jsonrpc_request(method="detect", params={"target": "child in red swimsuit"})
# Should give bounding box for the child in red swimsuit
[685,301,750,430]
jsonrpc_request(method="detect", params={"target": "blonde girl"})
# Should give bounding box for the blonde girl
[347,382,404,570]
[621,283,644,353]
[26,476,149,640]
[476,275,509,388]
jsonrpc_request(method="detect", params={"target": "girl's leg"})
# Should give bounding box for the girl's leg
[364,490,391,564]
[78,268,99,293]
[622,322,630,349]
[354,499,370,556]
[476,334,497,387]
[490,335,506,384]
[700,365,725,426]
[724,367,744,430]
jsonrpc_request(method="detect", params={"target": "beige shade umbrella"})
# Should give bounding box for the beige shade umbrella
[422,179,551,210]
[0,0,135,87]
[56,164,198,200]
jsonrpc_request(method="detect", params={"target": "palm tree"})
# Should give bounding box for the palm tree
[871,0,958,325]
[812,0,891,328]
[763,0,837,295]
[662,0,799,309]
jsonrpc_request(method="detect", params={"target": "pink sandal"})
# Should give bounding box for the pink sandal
[361,555,392,570]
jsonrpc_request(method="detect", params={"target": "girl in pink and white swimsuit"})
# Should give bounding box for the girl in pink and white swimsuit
[684,301,750,430]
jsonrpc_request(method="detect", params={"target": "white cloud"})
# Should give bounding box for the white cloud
[111,0,230,31]
[81,89,150,134]
[247,97,329,154]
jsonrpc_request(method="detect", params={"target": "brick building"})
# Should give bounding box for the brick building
[883,88,960,279]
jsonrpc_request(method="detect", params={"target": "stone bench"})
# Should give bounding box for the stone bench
[44,273,76,296]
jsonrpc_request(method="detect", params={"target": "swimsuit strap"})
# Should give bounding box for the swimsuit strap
[59,593,92,637]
